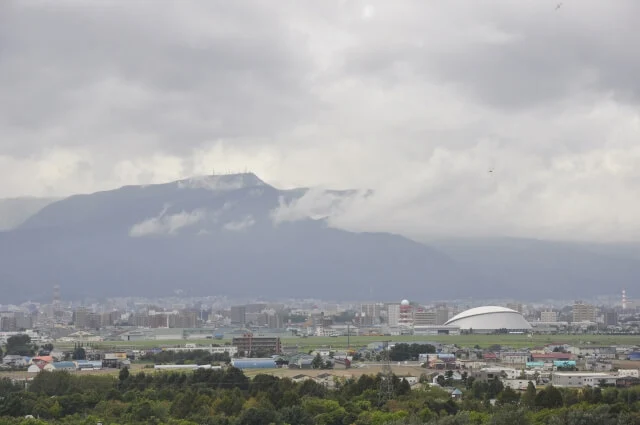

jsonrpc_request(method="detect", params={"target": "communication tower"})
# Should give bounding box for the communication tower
[378,341,395,404]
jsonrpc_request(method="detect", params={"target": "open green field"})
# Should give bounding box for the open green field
[66,333,640,352]
[280,334,640,350]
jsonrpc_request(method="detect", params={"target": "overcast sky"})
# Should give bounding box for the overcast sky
[2,0,640,241]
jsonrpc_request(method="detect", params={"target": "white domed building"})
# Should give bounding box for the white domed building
[444,306,532,334]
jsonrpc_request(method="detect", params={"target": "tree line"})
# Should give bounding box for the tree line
[1,365,640,424]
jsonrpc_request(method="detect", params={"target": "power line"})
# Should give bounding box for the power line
[378,341,394,404]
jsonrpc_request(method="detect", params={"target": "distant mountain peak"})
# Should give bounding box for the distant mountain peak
[175,172,267,191]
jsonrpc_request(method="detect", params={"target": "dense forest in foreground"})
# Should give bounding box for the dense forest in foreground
[1,367,640,425]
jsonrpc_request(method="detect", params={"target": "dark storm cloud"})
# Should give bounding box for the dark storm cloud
[0,0,316,156]
[341,1,640,109]
[1,0,640,241]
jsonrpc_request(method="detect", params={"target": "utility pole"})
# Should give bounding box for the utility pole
[378,341,394,405]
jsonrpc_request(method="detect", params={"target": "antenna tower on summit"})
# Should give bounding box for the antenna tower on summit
[378,341,395,404]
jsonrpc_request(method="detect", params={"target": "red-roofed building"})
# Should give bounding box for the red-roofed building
[531,352,573,361]
[31,355,54,367]
[483,352,498,361]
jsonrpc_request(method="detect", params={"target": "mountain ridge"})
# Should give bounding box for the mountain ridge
[0,173,478,302]
[1,174,639,303]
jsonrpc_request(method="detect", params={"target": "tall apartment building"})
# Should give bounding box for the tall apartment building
[169,311,197,328]
[414,310,436,326]
[101,311,120,327]
[74,308,89,329]
[230,306,246,325]
[604,311,618,327]
[149,313,170,328]
[265,312,283,329]
[359,303,383,325]
[507,303,523,314]
[0,315,16,331]
[134,312,150,327]
[435,305,450,326]
[86,312,101,329]
[541,310,558,322]
[386,304,400,327]
[245,303,267,314]
[573,301,596,323]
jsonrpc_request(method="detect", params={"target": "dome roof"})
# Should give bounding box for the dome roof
[447,306,516,322]
[445,306,531,330]
[401,299,410,306]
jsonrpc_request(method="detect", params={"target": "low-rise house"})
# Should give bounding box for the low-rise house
[447,388,463,399]
[432,371,462,385]
[456,360,487,370]
[27,364,42,373]
[291,374,311,383]
[482,352,499,362]
[503,379,532,390]
[1,355,29,367]
[473,367,519,382]
[618,369,640,378]
[584,358,613,372]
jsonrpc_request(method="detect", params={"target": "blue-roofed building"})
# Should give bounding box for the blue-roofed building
[231,358,277,369]
[44,361,76,371]
[76,360,102,369]
[554,360,576,368]
[628,352,640,361]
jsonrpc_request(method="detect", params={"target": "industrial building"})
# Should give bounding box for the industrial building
[444,306,532,333]
[552,372,617,387]
[231,358,277,369]
[232,335,281,356]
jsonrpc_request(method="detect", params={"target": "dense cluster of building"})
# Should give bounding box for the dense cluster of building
[1,287,639,349]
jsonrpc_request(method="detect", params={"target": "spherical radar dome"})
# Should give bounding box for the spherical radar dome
[401,299,410,306]
[444,306,531,331]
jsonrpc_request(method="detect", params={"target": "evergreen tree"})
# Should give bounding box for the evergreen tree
[118,366,130,382]
[521,381,536,408]
[312,353,323,369]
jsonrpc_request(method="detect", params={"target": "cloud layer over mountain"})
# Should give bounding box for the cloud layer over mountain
[2,1,640,241]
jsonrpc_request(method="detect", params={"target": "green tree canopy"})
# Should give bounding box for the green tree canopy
[5,334,38,356]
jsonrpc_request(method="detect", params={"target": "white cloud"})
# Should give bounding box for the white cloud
[129,207,206,237]
[223,215,256,231]
[3,1,640,242]
[270,188,367,225]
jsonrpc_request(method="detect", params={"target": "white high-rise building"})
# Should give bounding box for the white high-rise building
[541,310,558,322]
[387,304,400,327]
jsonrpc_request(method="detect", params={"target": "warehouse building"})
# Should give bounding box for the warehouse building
[552,372,617,387]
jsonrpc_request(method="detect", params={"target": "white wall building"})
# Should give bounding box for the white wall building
[387,304,400,327]
[552,372,617,387]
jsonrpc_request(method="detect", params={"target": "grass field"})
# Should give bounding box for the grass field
[63,333,640,352]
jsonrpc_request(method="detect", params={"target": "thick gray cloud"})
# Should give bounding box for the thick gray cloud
[1,0,640,241]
